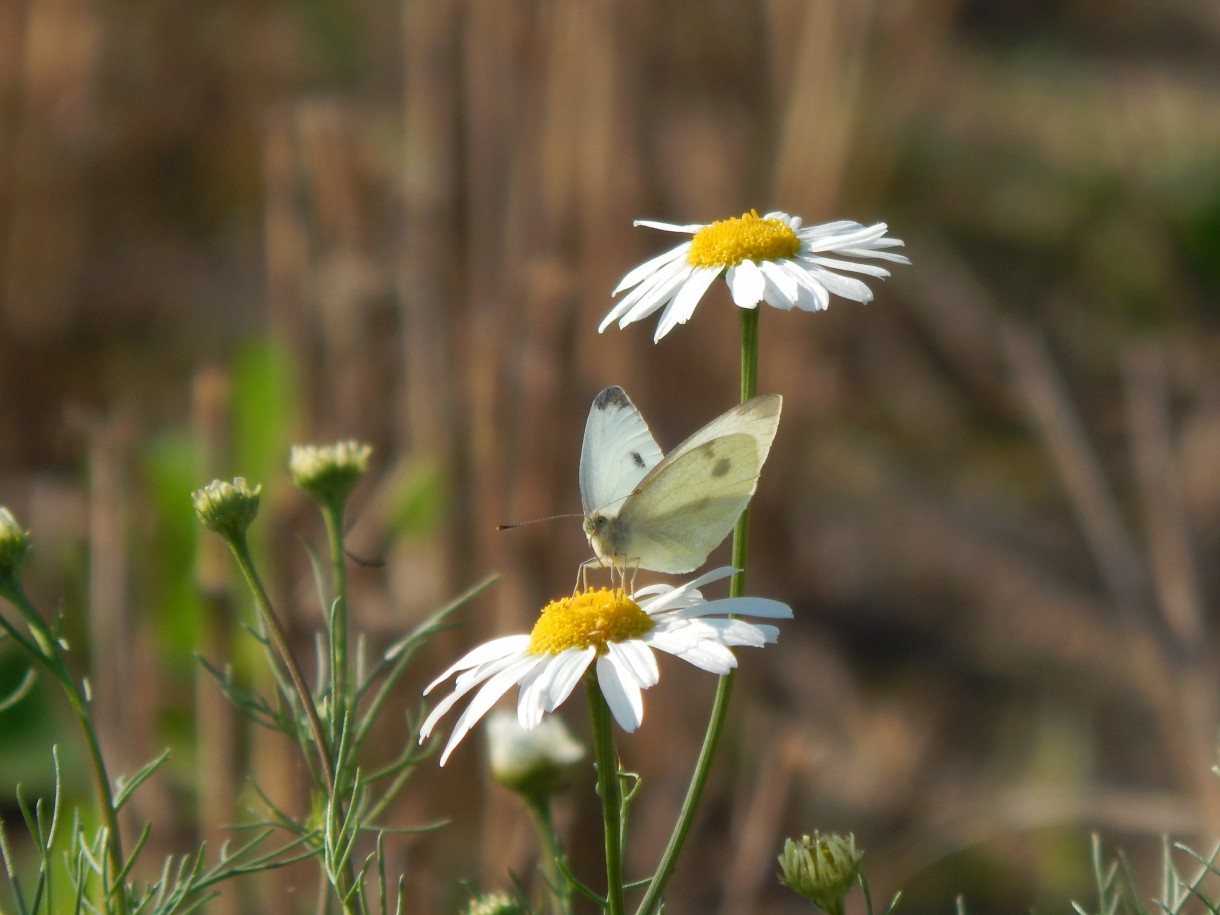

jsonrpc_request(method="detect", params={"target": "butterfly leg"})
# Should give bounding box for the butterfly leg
[576,556,603,593]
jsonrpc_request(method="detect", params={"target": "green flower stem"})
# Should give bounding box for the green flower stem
[732,305,761,596]
[587,676,626,915]
[524,793,573,915]
[320,499,349,750]
[0,581,128,915]
[224,534,336,792]
[636,306,761,915]
[224,533,367,914]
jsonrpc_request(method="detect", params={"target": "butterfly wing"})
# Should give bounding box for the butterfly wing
[579,386,664,515]
[602,394,782,573]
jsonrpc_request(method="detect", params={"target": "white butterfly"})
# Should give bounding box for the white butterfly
[579,385,782,574]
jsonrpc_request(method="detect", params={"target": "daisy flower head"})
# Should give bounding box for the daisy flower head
[419,567,792,766]
[602,210,909,342]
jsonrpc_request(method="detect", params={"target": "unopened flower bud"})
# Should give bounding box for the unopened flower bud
[290,440,372,506]
[0,507,32,587]
[486,710,584,801]
[777,831,862,915]
[192,478,262,541]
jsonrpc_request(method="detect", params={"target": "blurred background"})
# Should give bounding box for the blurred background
[3,0,1220,911]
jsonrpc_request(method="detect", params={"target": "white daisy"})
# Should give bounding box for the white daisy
[419,567,792,766]
[602,209,909,342]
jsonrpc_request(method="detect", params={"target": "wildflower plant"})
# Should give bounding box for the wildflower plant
[192,443,487,913]
[0,503,306,915]
[608,207,904,913]
[417,206,906,913]
[0,440,479,914]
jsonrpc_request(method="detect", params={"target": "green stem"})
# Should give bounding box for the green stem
[320,500,349,751]
[226,535,337,792]
[636,306,761,915]
[587,676,625,915]
[0,583,129,915]
[524,794,573,915]
[225,535,365,914]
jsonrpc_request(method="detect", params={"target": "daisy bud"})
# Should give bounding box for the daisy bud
[289,440,372,506]
[192,478,262,541]
[777,832,862,915]
[0,507,32,589]
[486,710,585,801]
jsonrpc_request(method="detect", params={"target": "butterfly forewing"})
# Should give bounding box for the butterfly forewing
[579,386,664,515]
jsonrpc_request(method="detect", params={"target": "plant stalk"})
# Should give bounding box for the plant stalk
[587,675,625,915]
[0,582,129,915]
[636,306,760,915]
[320,500,350,752]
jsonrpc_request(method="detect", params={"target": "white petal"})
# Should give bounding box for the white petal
[749,624,781,643]
[799,219,864,238]
[676,597,793,620]
[805,254,893,278]
[617,261,696,321]
[611,241,691,295]
[804,266,875,302]
[648,634,738,674]
[515,661,554,729]
[419,648,530,739]
[791,270,830,312]
[542,646,599,712]
[634,219,703,234]
[518,647,595,726]
[653,267,721,341]
[836,246,910,264]
[595,653,644,731]
[801,221,878,249]
[758,261,801,310]
[726,260,766,307]
[761,210,798,228]
[606,638,659,688]
[637,567,733,614]
[632,583,675,600]
[423,635,531,694]
[436,654,545,765]
[695,618,770,647]
[602,257,692,330]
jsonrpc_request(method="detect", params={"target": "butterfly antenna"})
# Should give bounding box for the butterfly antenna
[496,511,580,531]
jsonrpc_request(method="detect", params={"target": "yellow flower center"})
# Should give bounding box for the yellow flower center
[528,588,655,655]
[686,210,801,268]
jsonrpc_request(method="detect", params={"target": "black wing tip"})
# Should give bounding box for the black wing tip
[593,385,631,410]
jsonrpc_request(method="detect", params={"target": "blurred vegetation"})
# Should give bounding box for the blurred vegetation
[3,0,1220,911]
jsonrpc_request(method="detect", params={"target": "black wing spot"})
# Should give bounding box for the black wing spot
[630,450,646,468]
[711,458,732,478]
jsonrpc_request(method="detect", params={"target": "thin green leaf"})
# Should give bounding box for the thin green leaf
[114,750,172,810]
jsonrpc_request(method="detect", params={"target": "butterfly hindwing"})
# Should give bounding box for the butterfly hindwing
[609,431,765,573]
